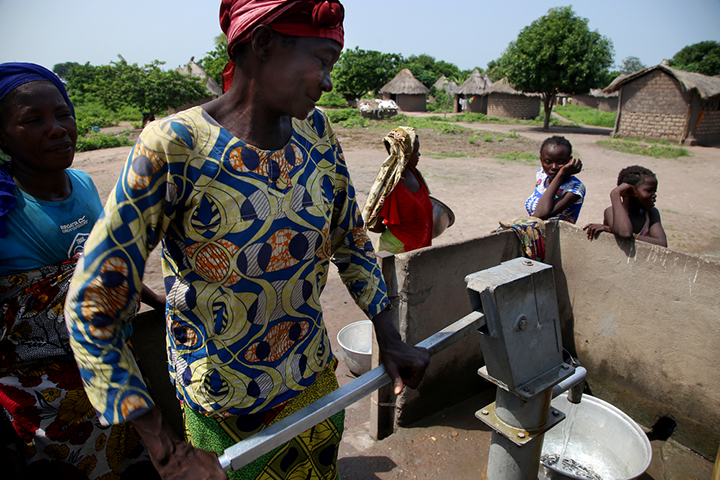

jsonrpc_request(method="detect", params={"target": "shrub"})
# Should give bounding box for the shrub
[317,90,347,108]
[76,132,132,152]
[325,108,357,123]
[76,115,116,135]
[483,135,494,142]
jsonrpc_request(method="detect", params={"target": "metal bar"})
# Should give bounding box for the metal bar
[218,311,485,471]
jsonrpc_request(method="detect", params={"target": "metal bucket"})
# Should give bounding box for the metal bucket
[540,393,652,480]
[337,320,372,376]
[430,196,455,239]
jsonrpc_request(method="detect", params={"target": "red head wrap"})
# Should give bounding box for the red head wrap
[219,0,345,91]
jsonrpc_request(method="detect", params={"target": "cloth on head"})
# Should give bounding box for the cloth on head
[362,126,428,230]
[0,62,74,117]
[219,0,345,91]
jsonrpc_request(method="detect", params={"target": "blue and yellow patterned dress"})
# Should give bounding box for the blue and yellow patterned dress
[64,107,389,427]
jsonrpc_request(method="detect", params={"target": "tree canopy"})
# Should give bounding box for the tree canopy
[669,41,720,76]
[400,54,466,88]
[66,56,208,117]
[197,34,229,86]
[497,6,614,129]
[52,62,81,81]
[619,56,646,75]
[331,47,404,102]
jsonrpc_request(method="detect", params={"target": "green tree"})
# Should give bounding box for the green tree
[485,58,508,83]
[52,62,81,81]
[68,56,207,119]
[198,34,230,86]
[498,6,614,129]
[669,40,720,76]
[331,47,404,102]
[619,56,645,75]
[399,54,463,89]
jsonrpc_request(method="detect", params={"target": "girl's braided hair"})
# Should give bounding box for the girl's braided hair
[617,165,655,187]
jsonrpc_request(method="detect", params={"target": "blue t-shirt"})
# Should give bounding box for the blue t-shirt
[0,169,103,275]
[525,168,585,224]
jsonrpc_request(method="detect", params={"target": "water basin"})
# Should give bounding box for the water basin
[540,393,652,480]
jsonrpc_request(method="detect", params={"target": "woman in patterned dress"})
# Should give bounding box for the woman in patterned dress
[64,1,430,479]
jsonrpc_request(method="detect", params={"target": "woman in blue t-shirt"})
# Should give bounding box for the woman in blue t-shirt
[0,63,163,479]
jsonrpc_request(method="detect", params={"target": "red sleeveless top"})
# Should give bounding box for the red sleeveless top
[380,179,433,252]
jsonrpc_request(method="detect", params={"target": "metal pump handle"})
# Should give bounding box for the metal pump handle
[217,311,485,471]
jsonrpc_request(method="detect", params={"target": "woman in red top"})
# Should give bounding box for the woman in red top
[363,126,433,253]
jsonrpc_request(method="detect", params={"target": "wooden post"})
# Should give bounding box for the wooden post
[612,86,623,137]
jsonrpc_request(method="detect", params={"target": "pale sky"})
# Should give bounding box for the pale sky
[1,0,719,73]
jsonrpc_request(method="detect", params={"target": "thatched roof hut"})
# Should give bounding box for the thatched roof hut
[453,69,492,113]
[456,69,492,95]
[604,62,720,100]
[433,75,448,91]
[603,62,720,144]
[379,68,430,112]
[483,78,541,119]
[568,88,618,111]
[177,58,223,97]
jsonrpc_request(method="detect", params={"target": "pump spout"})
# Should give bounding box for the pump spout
[552,365,587,403]
[567,372,585,404]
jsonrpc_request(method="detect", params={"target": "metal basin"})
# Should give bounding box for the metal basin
[430,196,455,239]
[540,393,652,480]
[337,320,372,376]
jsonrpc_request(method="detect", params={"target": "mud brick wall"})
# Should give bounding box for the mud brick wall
[618,70,687,141]
[695,108,720,140]
[487,93,540,119]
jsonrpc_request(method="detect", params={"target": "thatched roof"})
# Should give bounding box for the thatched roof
[456,69,492,95]
[604,62,720,100]
[379,68,430,95]
[433,75,459,94]
[588,88,618,98]
[177,58,223,97]
[484,78,541,97]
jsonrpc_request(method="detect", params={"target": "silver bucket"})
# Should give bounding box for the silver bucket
[540,393,652,480]
[430,196,455,239]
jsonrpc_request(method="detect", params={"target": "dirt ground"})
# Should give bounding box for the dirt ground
[72,116,720,470]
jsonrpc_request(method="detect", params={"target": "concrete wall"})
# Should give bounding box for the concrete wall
[376,230,522,430]
[387,221,719,459]
[487,93,540,119]
[545,221,720,459]
[617,70,689,142]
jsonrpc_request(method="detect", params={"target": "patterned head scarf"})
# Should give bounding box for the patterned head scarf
[0,63,75,237]
[220,0,345,91]
[362,126,428,229]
